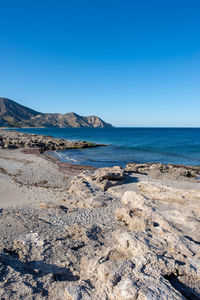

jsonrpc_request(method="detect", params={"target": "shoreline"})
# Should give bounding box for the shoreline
[2,127,200,168]
[1,128,200,171]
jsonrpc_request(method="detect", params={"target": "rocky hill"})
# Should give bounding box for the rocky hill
[0,97,113,128]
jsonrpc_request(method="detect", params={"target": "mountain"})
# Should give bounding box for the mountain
[0,98,113,128]
[0,97,40,126]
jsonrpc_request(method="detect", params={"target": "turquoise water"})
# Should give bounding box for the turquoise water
[15,127,200,167]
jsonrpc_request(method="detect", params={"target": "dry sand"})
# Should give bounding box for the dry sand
[0,148,94,208]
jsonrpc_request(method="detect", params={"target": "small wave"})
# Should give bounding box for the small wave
[54,151,62,158]
[54,151,78,163]
[62,154,78,163]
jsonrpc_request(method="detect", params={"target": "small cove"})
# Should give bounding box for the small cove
[14,127,200,168]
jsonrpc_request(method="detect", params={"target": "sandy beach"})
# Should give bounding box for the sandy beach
[0,131,200,299]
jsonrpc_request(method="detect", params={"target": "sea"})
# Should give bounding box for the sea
[14,127,200,168]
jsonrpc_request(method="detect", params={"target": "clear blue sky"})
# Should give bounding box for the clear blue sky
[0,0,200,126]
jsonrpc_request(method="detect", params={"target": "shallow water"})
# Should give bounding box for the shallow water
[15,127,200,167]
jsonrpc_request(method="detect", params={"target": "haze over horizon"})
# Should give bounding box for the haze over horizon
[0,0,200,127]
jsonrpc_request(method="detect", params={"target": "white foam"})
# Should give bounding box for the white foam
[55,151,62,158]
[54,150,78,163]
[63,155,78,163]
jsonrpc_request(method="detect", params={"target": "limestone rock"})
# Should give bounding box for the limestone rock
[121,191,145,208]
[66,284,91,300]
[93,166,125,191]
[67,167,125,207]
[0,129,102,151]
[126,162,200,179]
[138,181,200,203]
[13,233,44,261]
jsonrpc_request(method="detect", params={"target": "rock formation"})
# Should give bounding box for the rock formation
[0,130,103,151]
[126,162,200,179]
[0,97,113,128]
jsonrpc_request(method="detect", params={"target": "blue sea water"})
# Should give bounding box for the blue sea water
[15,127,200,168]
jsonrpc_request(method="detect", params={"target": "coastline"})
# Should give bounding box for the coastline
[0,130,200,299]
[0,129,106,151]
[6,127,200,168]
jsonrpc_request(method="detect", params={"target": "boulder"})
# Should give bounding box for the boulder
[93,166,125,191]
[67,167,126,207]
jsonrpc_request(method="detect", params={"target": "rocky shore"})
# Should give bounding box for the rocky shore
[0,130,104,151]
[0,131,200,299]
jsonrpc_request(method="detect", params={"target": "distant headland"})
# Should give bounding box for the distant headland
[0,97,113,128]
